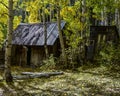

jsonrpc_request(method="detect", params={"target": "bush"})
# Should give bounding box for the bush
[40,54,56,71]
[57,47,84,69]
[96,42,120,71]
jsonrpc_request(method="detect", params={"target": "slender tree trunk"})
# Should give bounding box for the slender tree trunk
[118,11,120,35]
[4,0,13,83]
[115,0,119,31]
[42,1,49,58]
[115,8,119,25]
[81,0,86,37]
[101,0,104,25]
[115,0,119,26]
[57,5,67,64]
[50,4,52,22]
[104,6,108,25]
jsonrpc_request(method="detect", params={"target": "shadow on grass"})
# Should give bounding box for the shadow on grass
[0,82,31,96]
[63,75,120,96]
[78,70,120,79]
[0,65,120,96]
[81,80,120,96]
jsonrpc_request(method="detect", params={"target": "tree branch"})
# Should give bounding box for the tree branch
[0,1,8,9]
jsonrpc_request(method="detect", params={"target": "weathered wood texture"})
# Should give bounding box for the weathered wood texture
[12,21,66,46]
[85,26,119,60]
[11,39,60,66]
[90,26,119,47]
[13,72,64,80]
[31,47,45,66]
[11,45,27,66]
[11,21,66,67]
[30,43,60,66]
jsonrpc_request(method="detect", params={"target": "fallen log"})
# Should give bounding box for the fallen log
[21,72,63,75]
[13,72,64,80]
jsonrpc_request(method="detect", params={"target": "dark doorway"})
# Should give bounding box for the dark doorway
[27,46,31,65]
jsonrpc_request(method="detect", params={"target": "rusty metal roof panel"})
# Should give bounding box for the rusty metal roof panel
[12,21,66,46]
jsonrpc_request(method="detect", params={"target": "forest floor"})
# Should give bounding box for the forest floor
[0,65,120,96]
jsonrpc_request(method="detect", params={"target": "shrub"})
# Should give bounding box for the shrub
[40,54,56,71]
[57,47,84,69]
[96,41,120,71]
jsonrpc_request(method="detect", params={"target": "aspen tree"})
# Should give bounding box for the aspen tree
[4,0,13,82]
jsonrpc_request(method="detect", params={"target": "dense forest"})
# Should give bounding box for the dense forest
[0,0,120,95]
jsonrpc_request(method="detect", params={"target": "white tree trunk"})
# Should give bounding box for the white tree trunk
[104,6,108,26]
[101,0,104,25]
[4,0,13,83]
[81,0,86,37]
[115,0,119,25]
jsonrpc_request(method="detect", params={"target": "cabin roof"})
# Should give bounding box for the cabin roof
[12,21,66,46]
[90,26,118,33]
[90,26,119,39]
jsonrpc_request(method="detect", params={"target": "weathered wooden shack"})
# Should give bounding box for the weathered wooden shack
[86,26,119,60]
[90,26,119,46]
[11,21,66,66]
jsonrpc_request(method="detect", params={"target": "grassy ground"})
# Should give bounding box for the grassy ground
[0,65,120,96]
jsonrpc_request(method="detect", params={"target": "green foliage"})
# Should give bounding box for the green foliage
[40,54,56,71]
[99,43,114,65]
[57,47,83,70]
[96,42,120,71]
[0,0,120,68]
[66,47,82,69]
[61,1,85,48]
[0,64,120,96]
[0,0,8,46]
[0,25,4,47]
[0,0,22,46]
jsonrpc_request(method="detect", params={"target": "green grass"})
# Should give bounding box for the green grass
[0,65,120,96]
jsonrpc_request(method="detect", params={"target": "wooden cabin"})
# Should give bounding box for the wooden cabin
[90,26,119,46]
[86,26,119,60]
[11,21,66,67]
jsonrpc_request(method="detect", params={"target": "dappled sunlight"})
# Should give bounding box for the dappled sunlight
[0,65,120,95]
[0,0,120,95]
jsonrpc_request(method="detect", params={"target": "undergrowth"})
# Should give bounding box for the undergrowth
[94,41,120,72]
